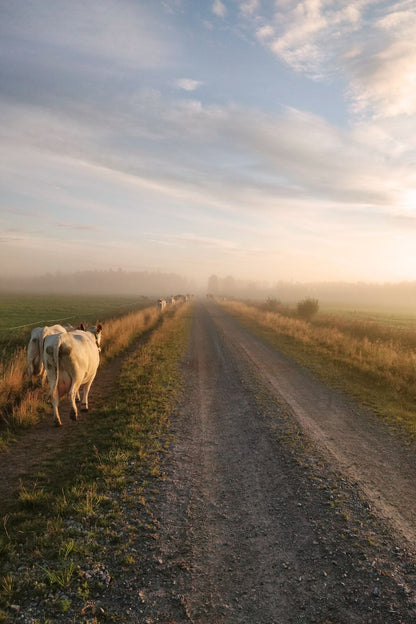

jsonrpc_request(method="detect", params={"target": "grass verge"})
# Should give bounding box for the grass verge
[0,302,193,622]
[221,300,416,440]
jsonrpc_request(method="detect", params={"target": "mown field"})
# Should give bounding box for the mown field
[0,301,193,622]
[221,299,416,439]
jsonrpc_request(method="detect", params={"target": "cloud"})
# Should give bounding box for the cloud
[173,233,239,250]
[256,24,274,42]
[247,0,416,118]
[239,0,259,16]
[0,236,21,244]
[263,0,364,75]
[344,5,416,117]
[175,78,203,92]
[212,0,227,18]
[0,1,172,71]
[2,89,412,219]
[57,222,102,232]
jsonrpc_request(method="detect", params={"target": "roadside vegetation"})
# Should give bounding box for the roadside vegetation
[221,299,416,438]
[0,302,193,622]
[0,297,161,448]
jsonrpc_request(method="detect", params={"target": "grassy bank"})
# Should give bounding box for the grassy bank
[0,304,162,449]
[221,300,416,438]
[0,302,193,622]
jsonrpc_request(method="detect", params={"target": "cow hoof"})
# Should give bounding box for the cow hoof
[54,420,62,427]
[70,410,78,421]
[81,406,89,412]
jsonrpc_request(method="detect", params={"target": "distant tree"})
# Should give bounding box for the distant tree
[297,297,319,320]
[208,274,219,295]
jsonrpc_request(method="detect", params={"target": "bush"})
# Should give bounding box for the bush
[263,298,282,312]
[297,297,319,320]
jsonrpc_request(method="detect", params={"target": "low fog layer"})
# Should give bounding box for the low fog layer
[2,270,416,313]
[0,270,194,299]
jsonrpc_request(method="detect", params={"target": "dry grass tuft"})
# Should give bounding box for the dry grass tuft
[100,306,160,363]
[0,348,28,425]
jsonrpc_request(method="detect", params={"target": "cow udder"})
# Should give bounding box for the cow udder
[58,375,72,397]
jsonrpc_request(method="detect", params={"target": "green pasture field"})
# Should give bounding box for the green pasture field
[319,305,416,330]
[0,294,154,359]
[314,307,416,349]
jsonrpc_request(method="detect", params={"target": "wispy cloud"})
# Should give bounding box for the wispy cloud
[249,1,416,119]
[56,222,102,232]
[173,233,239,250]
[345,3,416,117]
[239,0,259,16]
[0,1,173,71]
[212,0,227,18]
[175,78,203,92]
[258,1,364,75]
[2,92,412,218]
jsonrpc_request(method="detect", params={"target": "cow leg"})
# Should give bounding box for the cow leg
[51,395,62,427]
[45,366,62,427]
[69,385,79,421]
[80,377,95,412]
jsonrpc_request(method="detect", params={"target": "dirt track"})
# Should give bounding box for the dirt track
[4,301,416,622]
[213,303,416,549]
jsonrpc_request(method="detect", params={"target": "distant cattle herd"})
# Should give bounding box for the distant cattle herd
[27,296,190,426]
[157,293,190,311]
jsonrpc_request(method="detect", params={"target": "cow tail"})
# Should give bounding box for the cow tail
[51,334,62,399]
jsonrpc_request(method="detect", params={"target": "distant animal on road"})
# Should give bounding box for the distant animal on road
[27,324,68,378]
[43,324,103,426]
[157,298,167,311]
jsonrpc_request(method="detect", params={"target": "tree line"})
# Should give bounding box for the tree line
[0,269,194,296]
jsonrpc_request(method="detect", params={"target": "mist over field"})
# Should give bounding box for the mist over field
[0,270,194,299]
[2,269,416,313]
[207,275,416,312]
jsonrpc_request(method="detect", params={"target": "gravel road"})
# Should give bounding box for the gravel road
[123,302,416,623]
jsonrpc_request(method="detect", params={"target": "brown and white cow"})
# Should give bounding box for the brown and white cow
[43,324,102,426]
[27,324,68,379]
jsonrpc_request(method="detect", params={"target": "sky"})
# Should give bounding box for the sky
[1,0,416,287]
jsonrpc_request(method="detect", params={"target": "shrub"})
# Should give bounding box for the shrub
[263,298,282,312]
[297,297,319,320]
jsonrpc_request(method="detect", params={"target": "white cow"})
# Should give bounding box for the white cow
[43,324,103,426]
[27,324,68,378]
[157,298,167,312]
